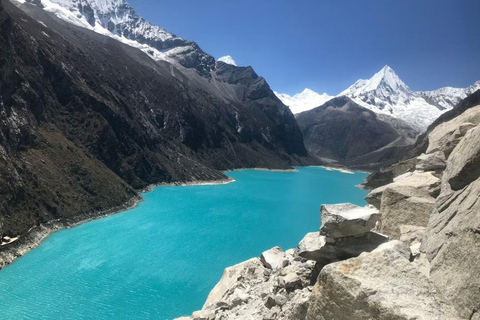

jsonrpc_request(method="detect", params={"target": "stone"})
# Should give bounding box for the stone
[426,105,480,155]
[260,246,289,270]
[297,232,326,261]
[422,176,480,318]
[203,258,265,309]
[306,241,461,320]
[365,171,440,209]
[191,310,215,320]
[416,151,446,171]
[311,232,389,275]
[319,203,380,238]
[379,186,435,239]
[443,123,480,191]
[399,225,426,245]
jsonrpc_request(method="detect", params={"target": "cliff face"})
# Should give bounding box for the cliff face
[0,0,311,245]
[183,92,480,319]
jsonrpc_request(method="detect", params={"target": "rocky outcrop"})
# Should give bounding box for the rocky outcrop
[319,203,380,238]
[306,241,461,320]
[365,171,440,209]
[416,151,446,171]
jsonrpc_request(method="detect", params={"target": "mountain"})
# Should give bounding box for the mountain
[18,0,216,76]
[278,66,479,133]
[217,55,237,66]
[274,89,333,114]
[0,0,313,253]
[296,96,409,169]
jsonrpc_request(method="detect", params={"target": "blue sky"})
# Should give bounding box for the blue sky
[129,0,480,95]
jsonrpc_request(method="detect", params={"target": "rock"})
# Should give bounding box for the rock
[416,151,446,171]
[379,186,435,239]
[203,258,265,309]
[191,310,215,320]
[260,247,289,270]
[306,241,461,320]
[297,232,326,261]
[319,203,380,238]
[426,105,480,155]
[443,123,480,191]
[422,176,480,318]
[365,171,440,209]
[310,232,389,278]
[280,273,303,290]
[399,225,426,245]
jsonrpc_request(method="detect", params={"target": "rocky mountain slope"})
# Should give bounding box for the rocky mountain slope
[296,96,412,169]
[181,90,480,319]
[277,65,480,132]
[0,0,312,263]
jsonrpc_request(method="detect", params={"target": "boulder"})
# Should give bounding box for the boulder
[191,310,215,320]
[365,171,440,209]
[399,225,426,245]
[416,151,446,171]
[260,247,289,270]
[379,186,435,239]
[422,176,480,318]
[319,203,380,238]
[443,123,480,191]
[310,231,388,273]
[426,105,480,155]
[306,241,461,320]
[297,232,326,261]
[203,258,265,309]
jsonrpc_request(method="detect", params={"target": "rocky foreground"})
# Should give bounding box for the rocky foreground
[178,102,480,319]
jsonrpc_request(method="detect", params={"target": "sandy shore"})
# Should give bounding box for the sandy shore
[307,165,355,174]
[0,177,236,270]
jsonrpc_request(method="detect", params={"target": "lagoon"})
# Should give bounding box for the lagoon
[0,167,368,319]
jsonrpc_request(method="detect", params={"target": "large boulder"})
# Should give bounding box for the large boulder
[422,176,480,319]
[320,203,380,239]
[416,151,446,171]
[202,258,265,309]
[260,246,289,270]
[297,232,326,261]
[379,186,435,239]
[443,123,480,191]
[365,171,440,209]
[306,241,461,320]
[426,105,480,155]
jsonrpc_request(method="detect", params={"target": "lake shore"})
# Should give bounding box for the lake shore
[0,177,235,270]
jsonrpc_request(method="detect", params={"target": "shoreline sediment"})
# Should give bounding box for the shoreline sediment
[0,177,235,270]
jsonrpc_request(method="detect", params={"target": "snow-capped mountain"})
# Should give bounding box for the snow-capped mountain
[417,81,480,110]
[278,66,479,132]
[16,0,215,75]
[218,55,237,66]
[274,89,333,114]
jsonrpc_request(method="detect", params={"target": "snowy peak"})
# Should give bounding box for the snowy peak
[341,65,413,107]
[217,55,237,66]
[274,88,333,114]
[21,0,215,76]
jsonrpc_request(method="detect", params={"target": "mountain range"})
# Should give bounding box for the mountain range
[277,66,480,132]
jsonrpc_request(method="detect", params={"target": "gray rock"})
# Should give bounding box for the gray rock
[422,176,480,318]
[260,246,289,270]
[297,232,326,261]
[399,225,426,245]
[443,123,480,191]
[191,310,215,320]
[426,105,480,155]
[379,186,435,239]
[416,151,446,171]
[306,241,461,320]
[320,203,380,238]
[365,171,440,209]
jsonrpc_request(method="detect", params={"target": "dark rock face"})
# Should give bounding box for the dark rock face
[0,0,311,239]
[296,96,400,168]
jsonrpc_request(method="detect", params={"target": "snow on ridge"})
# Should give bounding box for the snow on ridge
[218,55,237,66]
[274,88,333,114]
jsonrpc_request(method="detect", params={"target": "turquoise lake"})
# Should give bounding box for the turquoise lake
[0,167,368,319]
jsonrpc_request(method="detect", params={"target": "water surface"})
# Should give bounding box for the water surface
[0,167,368,319]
